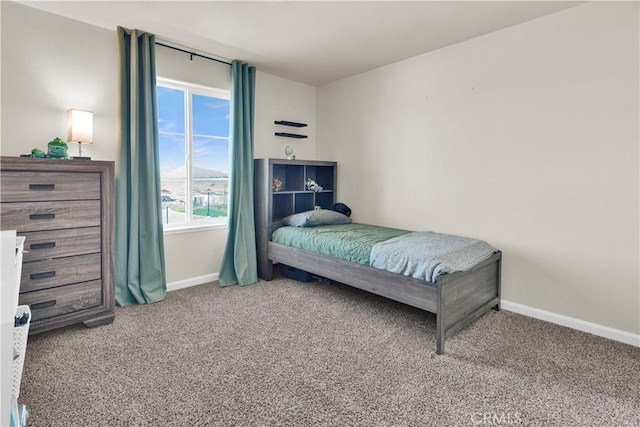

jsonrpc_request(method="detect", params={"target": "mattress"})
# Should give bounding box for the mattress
[271,223,410,265]
[272,223,497,282]
[369,230,497,282]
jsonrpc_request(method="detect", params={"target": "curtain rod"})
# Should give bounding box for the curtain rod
[155,41,232,66]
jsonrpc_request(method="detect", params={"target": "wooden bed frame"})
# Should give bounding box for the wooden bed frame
[264,241,502,355]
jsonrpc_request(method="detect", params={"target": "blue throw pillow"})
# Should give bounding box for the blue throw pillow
[283,209,352,227]
[332,202,352,217]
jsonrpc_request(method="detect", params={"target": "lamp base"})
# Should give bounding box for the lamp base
[72,156,92,160]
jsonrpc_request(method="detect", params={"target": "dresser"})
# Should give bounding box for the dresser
[254,158,337,280]
[0,156,115,334]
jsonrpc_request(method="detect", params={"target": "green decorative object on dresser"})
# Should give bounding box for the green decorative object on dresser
[46,137,69,159]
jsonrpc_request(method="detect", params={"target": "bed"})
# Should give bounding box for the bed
[262,212,501,355]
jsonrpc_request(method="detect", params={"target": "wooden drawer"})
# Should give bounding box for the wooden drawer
[0,200,101,232]
[20,227,101,262]
[21,253,101,293]
[19,280,102,322]
[0,171,101,202]
[1,156,115,334]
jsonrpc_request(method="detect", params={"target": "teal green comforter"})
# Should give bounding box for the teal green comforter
[271,223,410,265]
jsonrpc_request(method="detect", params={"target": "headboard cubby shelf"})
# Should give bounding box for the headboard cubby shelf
[254,158,337,279]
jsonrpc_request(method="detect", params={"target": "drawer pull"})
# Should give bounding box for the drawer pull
[29,183,56,191]
[30,271,56,280]
[30,242,56,250]
[29,213,55,220]
[30,300,57,310]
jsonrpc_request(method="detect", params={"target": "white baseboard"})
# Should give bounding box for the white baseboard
[167,273,218,292]
[501,300,640,348]
[164,279,639,348]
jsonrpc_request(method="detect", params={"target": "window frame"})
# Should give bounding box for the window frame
[157,77,231,233]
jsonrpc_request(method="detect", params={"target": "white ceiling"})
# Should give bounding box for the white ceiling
[19,1,582,86]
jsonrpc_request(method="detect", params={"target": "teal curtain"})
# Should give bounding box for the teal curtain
[115,27,167,305]
[219,61,258,287]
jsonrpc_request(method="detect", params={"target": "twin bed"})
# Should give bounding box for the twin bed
[260,210,502,355]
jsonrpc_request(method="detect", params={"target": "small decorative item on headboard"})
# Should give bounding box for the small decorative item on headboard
[305,178,323,192]
[272,178,283,192]
[285,145,295,160]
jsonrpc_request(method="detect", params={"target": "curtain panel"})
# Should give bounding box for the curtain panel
[115,27,167,305]
[219,61,258,287]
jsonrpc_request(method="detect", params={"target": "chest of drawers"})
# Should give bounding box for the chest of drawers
[0,156,115,334]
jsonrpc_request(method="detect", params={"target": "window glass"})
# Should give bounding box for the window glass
[157,80,230,229]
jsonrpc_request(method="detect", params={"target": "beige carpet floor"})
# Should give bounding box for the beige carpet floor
[18,276,640,426]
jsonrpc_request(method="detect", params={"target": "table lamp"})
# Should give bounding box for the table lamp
[67,109,93,160]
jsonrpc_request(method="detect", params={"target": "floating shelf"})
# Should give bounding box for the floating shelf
[274,120,307,127]
[275,132,308,139]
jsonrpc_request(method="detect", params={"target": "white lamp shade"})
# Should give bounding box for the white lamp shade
[67,109,93,143]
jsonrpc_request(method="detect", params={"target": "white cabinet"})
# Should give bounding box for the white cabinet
[1,231,28,427]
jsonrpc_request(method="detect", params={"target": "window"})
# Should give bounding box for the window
[157,79,230,230]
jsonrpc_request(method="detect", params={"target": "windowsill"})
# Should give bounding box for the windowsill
[163,223,227,235]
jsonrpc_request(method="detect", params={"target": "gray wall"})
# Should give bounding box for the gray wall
[1,1,317,285]
[317,2,639,336]
[4,1,638,339]
[1,1,117,161]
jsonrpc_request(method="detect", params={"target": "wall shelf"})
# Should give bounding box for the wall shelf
[274,120,307,127]
[275,120,308,139]
[275,132,308,139]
